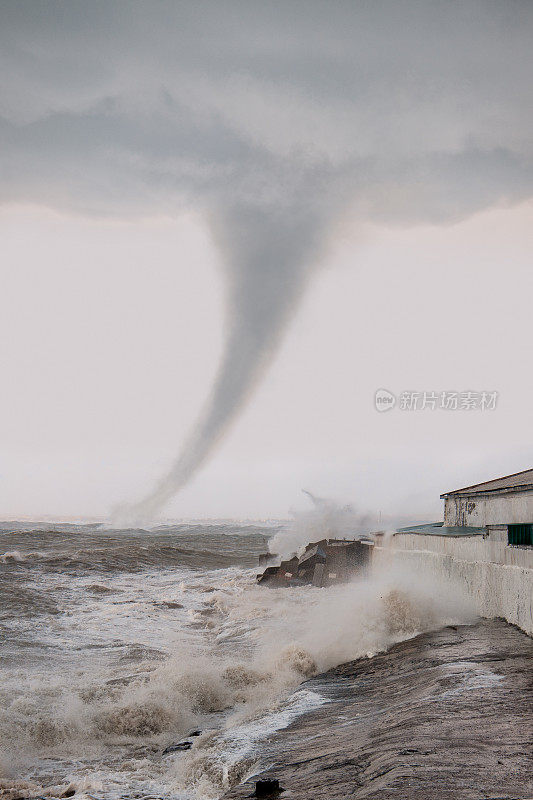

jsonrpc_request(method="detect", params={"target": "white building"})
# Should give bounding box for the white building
[375,469,533,636]
[441,468,533,545]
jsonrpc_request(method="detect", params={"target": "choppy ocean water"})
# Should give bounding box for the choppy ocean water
[0,520,477,799]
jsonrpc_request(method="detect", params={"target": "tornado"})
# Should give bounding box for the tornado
[113,200,332,527]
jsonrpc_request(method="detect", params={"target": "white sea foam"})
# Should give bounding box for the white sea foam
[268,492,377,558]
[0,521,477,800]
[170,688,327,799]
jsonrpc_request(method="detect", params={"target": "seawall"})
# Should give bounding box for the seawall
[222,620,533,800]
[373,533,533,636]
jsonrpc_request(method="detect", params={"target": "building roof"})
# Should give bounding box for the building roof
[396,522,486,537]
[440,469,533,498]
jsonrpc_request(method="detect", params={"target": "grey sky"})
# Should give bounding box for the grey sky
[1,1,532,520]
[2,0,532,217]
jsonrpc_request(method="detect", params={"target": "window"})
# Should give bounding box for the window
[508,524,533,546]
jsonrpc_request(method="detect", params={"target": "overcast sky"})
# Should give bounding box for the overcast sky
[1,1,532,521]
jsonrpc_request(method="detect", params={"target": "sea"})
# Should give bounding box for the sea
[0,520,477,800]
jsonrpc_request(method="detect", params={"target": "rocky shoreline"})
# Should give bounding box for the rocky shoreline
[222,619,533,800]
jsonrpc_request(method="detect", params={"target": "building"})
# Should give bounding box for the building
[257,470,533,634]
[441,468,533,546]
[381,468,533,636]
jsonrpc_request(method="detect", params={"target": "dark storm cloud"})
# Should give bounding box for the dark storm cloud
[2,0,532,217]
[1,1,532,522]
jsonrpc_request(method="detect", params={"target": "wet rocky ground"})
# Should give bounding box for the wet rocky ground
[223,619,533,800]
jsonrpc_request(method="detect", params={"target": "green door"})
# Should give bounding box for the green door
[508,524,533,546]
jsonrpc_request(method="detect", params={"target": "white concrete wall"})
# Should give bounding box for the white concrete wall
[390,532,533,568]
[373,533,533,636]
[443,490,533,526]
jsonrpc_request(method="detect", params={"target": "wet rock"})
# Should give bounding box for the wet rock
[162,740,192,754]
[257,538,371,588]
[222,620,533,800]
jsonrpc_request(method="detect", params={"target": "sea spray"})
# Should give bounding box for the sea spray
[0,521,476,799]
[168,560,477,799]
[268,491,378,558]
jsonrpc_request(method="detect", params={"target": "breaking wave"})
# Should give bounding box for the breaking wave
[0,521,476,799]
[0,523,272,576]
